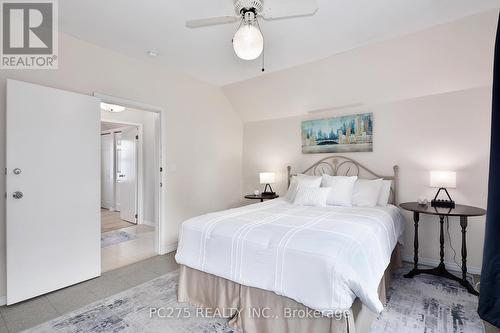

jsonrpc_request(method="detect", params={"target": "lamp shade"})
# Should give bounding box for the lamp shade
[430,171,456,188]
[260,172,275,184]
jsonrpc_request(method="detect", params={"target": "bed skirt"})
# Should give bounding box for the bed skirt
[177,244,402,333]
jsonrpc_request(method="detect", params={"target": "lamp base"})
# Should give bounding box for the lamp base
[431,199,455,209]
[431,187,455,208]
[262,184,275,197]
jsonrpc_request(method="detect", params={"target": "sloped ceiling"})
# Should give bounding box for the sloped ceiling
[223,11,498,122]
[59,0,500,86]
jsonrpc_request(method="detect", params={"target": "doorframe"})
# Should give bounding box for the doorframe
[95,93,165,255]
[100,123,142,224]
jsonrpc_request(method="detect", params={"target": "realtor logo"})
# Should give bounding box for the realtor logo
[1,0,58,69]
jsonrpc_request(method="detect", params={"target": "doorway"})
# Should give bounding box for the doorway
[99,105,160,272]
[5,80,166,304]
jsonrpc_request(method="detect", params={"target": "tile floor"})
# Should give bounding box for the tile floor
[101,224,156,272]
[0,252,179,333]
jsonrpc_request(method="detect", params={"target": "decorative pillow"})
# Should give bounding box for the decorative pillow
[293,187,331,207]
[352,179,383,207]
[285,174,322,202]
[321,175,358,207]
[377,180,392,206]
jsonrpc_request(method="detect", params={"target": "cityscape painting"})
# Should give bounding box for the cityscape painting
[302,113,374,154]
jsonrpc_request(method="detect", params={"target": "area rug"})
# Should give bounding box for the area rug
[101,231,137,248]
[28,270,235,333]
[369,268,484,333]
[28,268,483,333]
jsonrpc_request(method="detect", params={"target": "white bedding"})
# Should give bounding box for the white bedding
[175,198,405,314]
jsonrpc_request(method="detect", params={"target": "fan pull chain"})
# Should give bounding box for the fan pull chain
[261,44,265,72]
[256,17,265,72]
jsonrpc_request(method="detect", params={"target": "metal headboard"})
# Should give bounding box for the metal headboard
[287,155,399,205]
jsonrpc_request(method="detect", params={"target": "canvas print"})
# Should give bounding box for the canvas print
[302,113,373,154]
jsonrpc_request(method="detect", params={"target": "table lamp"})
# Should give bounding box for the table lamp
[260,172,276,196]
[430,171,456,208]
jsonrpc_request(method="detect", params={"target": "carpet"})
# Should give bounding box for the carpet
[101,231,137,248]
[29,267,484,333]
[369,268,484,333]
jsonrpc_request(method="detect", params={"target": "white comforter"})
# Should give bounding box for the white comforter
[175,199,405,314]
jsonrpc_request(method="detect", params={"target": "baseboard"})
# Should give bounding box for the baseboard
[101,205,114,212]
[402,255,481,275]
[160,242,178,255]
[0,295,6,306]
[143,220,155,227]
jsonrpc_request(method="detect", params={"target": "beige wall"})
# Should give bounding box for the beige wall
[232,11,498,272]
[0,33,243,297]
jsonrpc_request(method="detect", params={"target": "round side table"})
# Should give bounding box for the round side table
[400,202,486,295]
[244,194,279,203]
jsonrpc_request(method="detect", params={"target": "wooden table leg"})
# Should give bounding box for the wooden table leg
[404,212,419,278]
[460,216,468,281]
[460,216,479,295]
[439,215,445,265]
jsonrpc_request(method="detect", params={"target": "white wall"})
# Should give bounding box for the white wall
[229,11,498,272]
[101,109,158,226]
[0,33,243,297]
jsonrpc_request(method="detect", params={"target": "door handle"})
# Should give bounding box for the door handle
[12,191,23,199]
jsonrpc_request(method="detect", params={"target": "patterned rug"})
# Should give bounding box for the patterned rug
[370,268,484,333]
[28,270,234,333]
[101,231,137,248]
[28,268,483,333]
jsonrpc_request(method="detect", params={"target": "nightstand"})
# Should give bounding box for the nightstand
[400,202,486,295]
[244,194,279,203]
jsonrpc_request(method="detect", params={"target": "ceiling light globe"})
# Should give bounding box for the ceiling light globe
[100,102,125,113]
[233,24,263,60]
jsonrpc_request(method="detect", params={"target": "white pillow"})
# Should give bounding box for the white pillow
[377,180,392,206]
[321,175,358,207]
[293,187,331,207]
[285,174,322,202]
[352,179,383,207]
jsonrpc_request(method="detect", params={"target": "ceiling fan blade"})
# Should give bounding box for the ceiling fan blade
[262,0,318,20]
[186,16,239,28]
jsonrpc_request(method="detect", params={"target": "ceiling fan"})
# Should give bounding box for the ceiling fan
[186,0,318,61]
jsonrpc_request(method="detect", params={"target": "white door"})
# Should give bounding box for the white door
[119,127,138,223]
[114,132,122,211]
[6,79,101,304]
[101,134,114,210]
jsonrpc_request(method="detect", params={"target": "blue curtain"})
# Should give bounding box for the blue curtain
[478,13,500,329]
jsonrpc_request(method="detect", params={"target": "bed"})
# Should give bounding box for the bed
[175,156,405,333]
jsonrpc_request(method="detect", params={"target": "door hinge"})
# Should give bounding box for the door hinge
[160,167,163,172]
[135,214,138,220]
[135,135,139,140]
